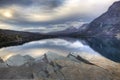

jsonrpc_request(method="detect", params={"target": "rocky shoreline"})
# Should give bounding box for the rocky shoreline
[0,52,120,80]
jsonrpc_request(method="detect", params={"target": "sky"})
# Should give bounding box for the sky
[0,0,118,33]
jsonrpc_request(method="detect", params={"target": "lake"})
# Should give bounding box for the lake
[0,38,101,60]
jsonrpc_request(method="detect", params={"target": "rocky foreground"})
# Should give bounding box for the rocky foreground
[0,52,120,80]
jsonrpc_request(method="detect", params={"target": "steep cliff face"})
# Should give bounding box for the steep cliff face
[87,1,120,37]
[83,1,120,62]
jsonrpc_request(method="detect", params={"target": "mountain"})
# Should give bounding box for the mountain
[86,1,120,37]
[0,29,57,48]
[79,1,120,62]
[0,23,89,48]
[43,23,89,36]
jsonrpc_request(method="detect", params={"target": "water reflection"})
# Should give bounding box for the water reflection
[0,38,100,58]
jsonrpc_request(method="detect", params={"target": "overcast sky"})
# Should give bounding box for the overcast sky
[0,0,118,32]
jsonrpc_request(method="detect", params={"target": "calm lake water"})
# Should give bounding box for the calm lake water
[0,38,101,59]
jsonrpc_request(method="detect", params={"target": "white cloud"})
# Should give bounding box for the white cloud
[0,0,117,22]
[0,0,118,31]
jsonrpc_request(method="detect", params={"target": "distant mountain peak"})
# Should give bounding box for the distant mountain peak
[109,1,120,12]
[84,1,120,62]
[86,1,120,36]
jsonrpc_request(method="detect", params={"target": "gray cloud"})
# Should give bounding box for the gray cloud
[0,0,118,32]
[0,0,63,8]
[0,0,33,7]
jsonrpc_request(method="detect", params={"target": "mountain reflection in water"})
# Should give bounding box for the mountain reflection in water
[0,38,100,58]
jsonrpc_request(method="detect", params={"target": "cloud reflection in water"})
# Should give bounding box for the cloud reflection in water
[0,39,100,58]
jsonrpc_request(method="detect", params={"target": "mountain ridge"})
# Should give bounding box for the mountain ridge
[79,1,120,62]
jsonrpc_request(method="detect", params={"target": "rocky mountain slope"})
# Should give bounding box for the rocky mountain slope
[43,24,89,36]
[80,1,120,62]
[86,1,120,37]
[0,52,120,80]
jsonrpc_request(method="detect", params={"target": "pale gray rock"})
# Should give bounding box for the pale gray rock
[5,55,34,66]
[0,58,8,68]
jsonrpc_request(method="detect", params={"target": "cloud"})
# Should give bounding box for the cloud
[0,0,62,8]
[0,21,15,29]
[0,0,118,31]
[0,19,86,33]
[0,0,32,7]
